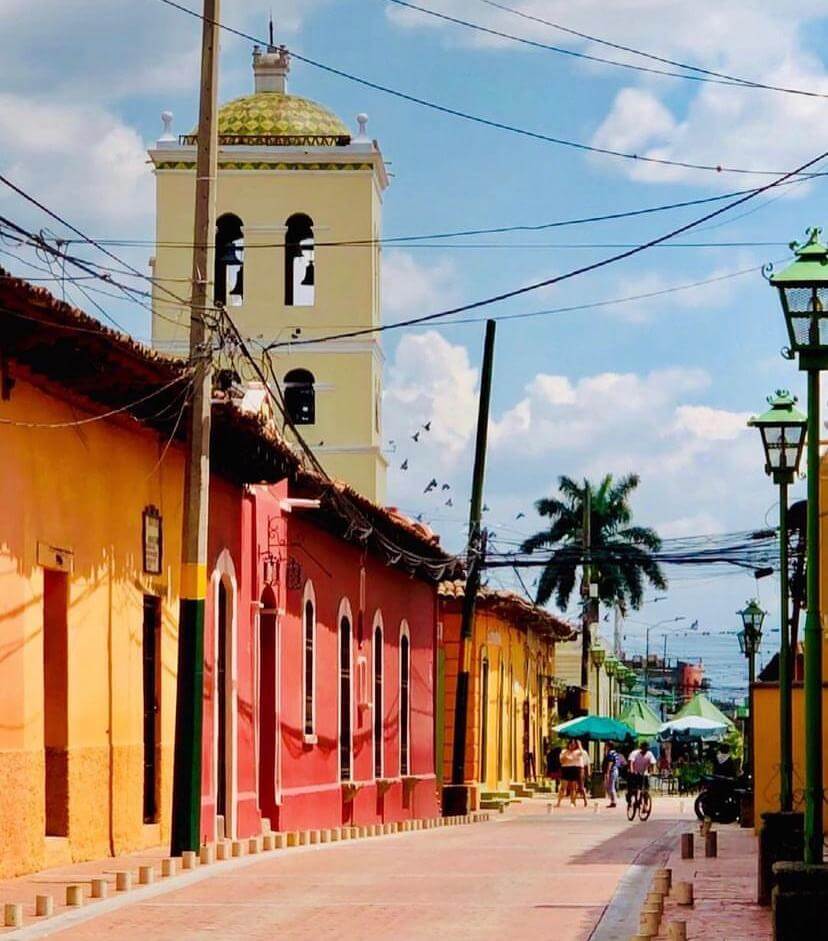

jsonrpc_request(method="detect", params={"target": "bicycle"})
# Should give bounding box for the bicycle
[626,774,652,821]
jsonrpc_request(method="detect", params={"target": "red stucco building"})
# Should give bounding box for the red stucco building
[199,466,460,843]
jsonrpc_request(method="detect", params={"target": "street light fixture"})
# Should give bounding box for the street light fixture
[737,600,766,791]
[770,227,828,863]
[748,389,807,810]
[604,656,619,717]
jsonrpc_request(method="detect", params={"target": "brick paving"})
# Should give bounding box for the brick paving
[653,825,771,941]
[0,798,770,940]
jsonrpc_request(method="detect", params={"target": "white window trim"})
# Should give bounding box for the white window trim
[337,597,354,783]
[399,619,411,777]
[372,610,384,780]
[211,548,239,840]
[302,579,317,743]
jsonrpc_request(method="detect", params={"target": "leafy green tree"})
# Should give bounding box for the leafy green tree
[521,474,666,613]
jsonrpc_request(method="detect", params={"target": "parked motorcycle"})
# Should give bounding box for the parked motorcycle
[694,774,750,824]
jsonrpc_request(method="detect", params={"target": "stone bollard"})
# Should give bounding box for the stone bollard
[115,871,133,891]
[35,895,53,918]
[248,836,261,854]
[66,885,84,907]
[656,867,673,890]
[231,840,245,857]
[139,865,155,885]
[217,841,231,860]
[645,893,664,913]
[680,833,694,859]
[639,911,660,936]
[675,882,694,906]
[320,829,331,843]
[309,830,321,845]
[329,828,340,842]
[705,830,718,858]
[286,832,300,847]
[262,833,275,851]
[200,844,215,865]
[668,921,688,941]
[652,874,670,896]
[91,878,108,899]
[273,832,287,849]
[4,903,23,928]
[161,858,178,877]
[182,850,197,870]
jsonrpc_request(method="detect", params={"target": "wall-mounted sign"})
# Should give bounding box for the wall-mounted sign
[37,541,73,573]
[142,506,163,575]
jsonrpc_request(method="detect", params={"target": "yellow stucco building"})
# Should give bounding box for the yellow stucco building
[149,43,388,501]
[437,583,574,807]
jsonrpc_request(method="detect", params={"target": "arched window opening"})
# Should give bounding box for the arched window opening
[479,654,489,784]
[497,662,504,782]
[284,368,315,426]
[339,609,352,781]
[303,591,316,738]
[400,626,410,776]
[215,213,244,307]
[285,213,315,307]
[373,621,383,778]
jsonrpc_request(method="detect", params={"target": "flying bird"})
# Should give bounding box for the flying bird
[516,512,525,519]
[400,459,408,471]
[441,483,451,491]
[411,431,420,442]
[445,498,454,507]
[415,513,424,522]
[424,478,438,493]
[483,504,490,512]
[423,421,431,431]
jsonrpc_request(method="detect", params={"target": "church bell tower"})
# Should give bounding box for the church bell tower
[149,42,388,502]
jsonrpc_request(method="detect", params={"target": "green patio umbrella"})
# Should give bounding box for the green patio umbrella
[618,699,662,737]
[553,715,634,742]
[672,693,734,727]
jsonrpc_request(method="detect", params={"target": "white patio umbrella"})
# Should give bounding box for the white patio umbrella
[660,715,728,738]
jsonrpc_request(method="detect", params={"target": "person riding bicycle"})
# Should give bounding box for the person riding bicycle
[626,741,657,806]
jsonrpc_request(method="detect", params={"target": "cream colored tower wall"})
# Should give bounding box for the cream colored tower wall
[150,156,388,502]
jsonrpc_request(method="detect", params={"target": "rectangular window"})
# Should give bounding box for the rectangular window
[43,569,69,837]
[142,596,161,823]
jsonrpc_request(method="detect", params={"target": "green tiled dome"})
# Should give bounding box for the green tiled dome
[215,92,349,139]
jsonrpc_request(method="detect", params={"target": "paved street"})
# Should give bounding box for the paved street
[22,799,689,941]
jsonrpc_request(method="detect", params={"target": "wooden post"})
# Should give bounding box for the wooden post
[171,0,219,858]
[705,829,718,857]
[675,882,694,906]
[680,832,694,859]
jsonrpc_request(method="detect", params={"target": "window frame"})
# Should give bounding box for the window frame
[301,580,317,744]
[337,597,354,783]
[399,620,411,777]
[372,611,384,780]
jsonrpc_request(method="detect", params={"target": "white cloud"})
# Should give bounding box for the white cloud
[383,333,765,545]
[382,250,460,318]
[0,94,152,230]
[386,1,828,188]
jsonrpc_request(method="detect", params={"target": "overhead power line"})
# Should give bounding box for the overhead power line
[477,0,828,100]
[154,0,828,179]
[389,0,828,98]
[266,146,828,348]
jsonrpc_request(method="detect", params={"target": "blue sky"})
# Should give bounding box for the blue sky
[2,0,827,696]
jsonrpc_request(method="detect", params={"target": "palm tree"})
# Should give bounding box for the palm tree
[521,474,666,613]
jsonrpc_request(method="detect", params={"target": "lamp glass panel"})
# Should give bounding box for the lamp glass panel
[783,285,828,348]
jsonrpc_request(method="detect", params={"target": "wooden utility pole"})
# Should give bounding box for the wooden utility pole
[171,0,219,857]
[444,320,496,815]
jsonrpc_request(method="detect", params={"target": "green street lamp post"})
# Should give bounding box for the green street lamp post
[770,227,828,863]
[748,391,807,812]
[737,600,766,787]
[604,656,619,717]
[590,645,606,713]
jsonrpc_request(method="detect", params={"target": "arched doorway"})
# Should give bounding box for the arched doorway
[258,586,278,818]
[338,601,353,782]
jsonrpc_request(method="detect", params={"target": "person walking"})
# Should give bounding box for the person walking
[556,738,590,807]
[602,741,625,808]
